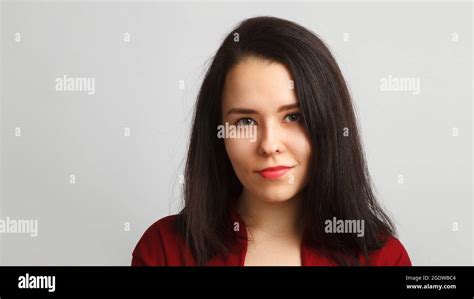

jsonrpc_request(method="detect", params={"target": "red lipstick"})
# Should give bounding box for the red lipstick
[256,165,293,179]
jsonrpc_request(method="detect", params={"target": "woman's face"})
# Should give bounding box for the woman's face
[221,57,312,203]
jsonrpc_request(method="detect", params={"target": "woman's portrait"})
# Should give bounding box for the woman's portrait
[132,16,411,266]
[2,1,472,295]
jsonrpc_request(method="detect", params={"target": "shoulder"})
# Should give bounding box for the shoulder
[144,214,179,236]
[365,235,412,266]
[131,214,185,266]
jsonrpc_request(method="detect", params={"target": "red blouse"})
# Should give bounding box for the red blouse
[132,208,412,266]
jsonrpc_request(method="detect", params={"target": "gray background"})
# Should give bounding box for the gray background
[0,1,472,265]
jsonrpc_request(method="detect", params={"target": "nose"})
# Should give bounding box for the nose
[257,121,285,157]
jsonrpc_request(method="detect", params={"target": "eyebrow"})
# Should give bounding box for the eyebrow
[225,103,300,116]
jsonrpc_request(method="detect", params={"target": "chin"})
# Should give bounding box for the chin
[253,187,300,203]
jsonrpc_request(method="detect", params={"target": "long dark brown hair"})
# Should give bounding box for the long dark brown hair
[175,16,395,266]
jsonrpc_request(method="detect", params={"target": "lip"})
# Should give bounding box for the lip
[256,165,293,179]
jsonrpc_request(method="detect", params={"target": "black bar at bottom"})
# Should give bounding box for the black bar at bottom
[0,266,472,298]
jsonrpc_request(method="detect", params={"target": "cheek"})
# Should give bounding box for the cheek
[224,138,256,173]
[286,129,312,166]
[285,130,312,188]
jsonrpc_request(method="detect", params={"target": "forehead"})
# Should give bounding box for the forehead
[221,57,297,112]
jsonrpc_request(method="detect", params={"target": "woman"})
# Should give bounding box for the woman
[132,16,411,266]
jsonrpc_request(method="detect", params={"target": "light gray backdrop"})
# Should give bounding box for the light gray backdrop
[0,0,472,265]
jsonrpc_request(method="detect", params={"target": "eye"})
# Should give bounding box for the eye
[283,112,301,123]
[235,118,256,126]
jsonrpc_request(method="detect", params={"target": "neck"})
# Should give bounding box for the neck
[236,189,304,238]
